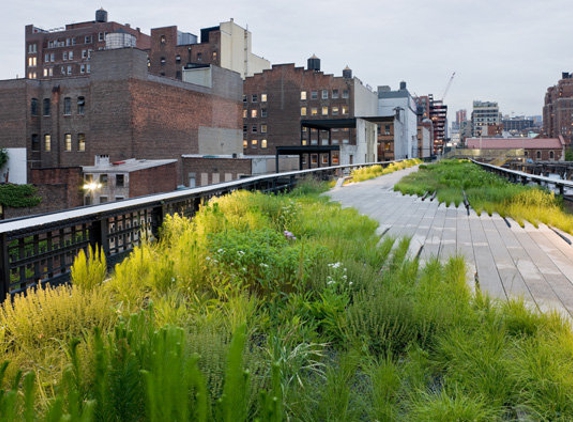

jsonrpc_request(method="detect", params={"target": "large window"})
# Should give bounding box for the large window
[64,133,72,151]
[63,97,71,115]
[77,97,85,114]
[78,133,86,151]
[116,174,125,187]
[43,98,50,116]
[44,134,51,151]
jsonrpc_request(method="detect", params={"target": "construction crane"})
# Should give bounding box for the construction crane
[441,72,456,101]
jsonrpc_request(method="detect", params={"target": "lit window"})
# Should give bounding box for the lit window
[322,106,328,116]
[64,133,72,151]
[261,93,267,102]
[243,109,247,118]
[301,107,307,116]
[251,109,257,118]
[251,139,258,148]
[78,133,86,151]
[261,124,267,133]
[243,140,248,149]
[332,106,339,115]
[160,35,166,44]
[300,91,307,100]
[261,139,268,148]
[342,106,348,115]
[44,134,51,151]
[28,56,37,67]
[311,107,318,116]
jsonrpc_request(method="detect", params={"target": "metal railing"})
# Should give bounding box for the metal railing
[471,159,573,196]
[0,161,392,302]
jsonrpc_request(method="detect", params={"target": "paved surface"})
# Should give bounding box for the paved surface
[326,166,573,321]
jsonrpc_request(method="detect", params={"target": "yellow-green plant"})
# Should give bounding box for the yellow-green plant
[70,244,107,291]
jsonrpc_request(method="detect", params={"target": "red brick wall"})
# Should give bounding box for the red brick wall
[129,162,178,197]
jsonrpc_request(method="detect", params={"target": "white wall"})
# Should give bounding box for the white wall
[2,148,27,184]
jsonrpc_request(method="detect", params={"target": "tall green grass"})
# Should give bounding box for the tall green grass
[395,159,573,233]
[0,176,573,420]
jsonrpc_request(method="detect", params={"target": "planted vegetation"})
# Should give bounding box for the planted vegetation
[349,158,422,183]
[1,176,573,420]
[395,159,573,233]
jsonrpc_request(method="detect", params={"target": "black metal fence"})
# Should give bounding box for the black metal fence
[0,162,391,302]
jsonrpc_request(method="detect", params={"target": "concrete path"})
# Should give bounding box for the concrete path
[326,166,573,321]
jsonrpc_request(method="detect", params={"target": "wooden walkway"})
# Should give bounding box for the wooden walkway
[326,166,573,321]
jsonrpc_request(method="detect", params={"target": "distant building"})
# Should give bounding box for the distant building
[543,72,573,145]
[466,137,565,161]
[25,8,151,80]
[82,155,178,205]
[472,101,501,137]
[377,82,420,159]
[416,95,447,155]
[242,57,379,166]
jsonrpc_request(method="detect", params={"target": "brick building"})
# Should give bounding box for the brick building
[25,8,151,80]
[466,137,565,161]
[0,46,243,185]
[82,155,178,204]
[242,57,378,166]
[543,72,573,145]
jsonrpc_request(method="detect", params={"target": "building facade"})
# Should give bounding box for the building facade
[472,101,501,137]
[543,72,573,145]
[242,57,378,166]
[25,8,151,80]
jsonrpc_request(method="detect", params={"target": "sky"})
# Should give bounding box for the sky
[2,0,572,122]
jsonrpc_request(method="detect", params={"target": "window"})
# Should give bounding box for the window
[261,124,267,133]
[536,150,541,159]
[69,51,74,60]
[322,90,328,99]
[78,133,86,151]
[550,151,555,160]
[64,133,72,151]
[160,35,166,44]
[332,106,339,116]
[50,53,55,62]
[77,97,85,114]
[251,109,257,118]
[197,52,202,62]
[84,35,92,43]
[251,139,258,148]
[243,95,247,104]
[243,110,247,118]
[212,51,218,61]
[311,91,318,99]
[80,64,86,74]
[342,106,348,115]
[384,125,391,135]
[31,134,39,151]
[116,174,125,187]
[44,134,51,151]
[86,64,91,73]
[300,91,307,100]
[28,72,37,79]
[98,32,105,42]
[261,139,268,149]
[28,56,37,67]
[322,106,329,116]
[261,93,267,102]
[332,89,339,99]
[243,140,248,149]
[251,94,258,103]
[67,65,72,75]
[43,98,50,116]
[311,107,318,116]
[82,49,87,59]
[63,97,71,115]
[301,107,307,116]
[31,98,38,116]
[176,55,181,63]
[261,108,267,118]
[100,174,108,186]
[160,57,166,65]
[342,90,349,98]
[63,52,68,61]
[43,68,53,77]
[243,125,247,133]
[252,125,257,133]
[28,43,37,53]
[99,196,108,203]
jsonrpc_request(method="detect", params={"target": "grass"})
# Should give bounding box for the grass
[0,176,573,420]
[395,158,573,233]
[348,158,422,183]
